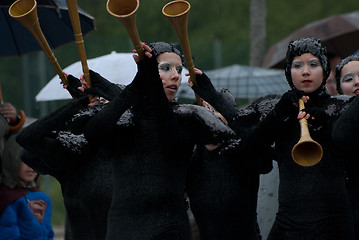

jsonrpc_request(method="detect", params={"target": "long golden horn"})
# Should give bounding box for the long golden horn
[65,0,91,88]
[106,0,144,60]
[65,0,93,101]
[9,0,68,86]
[291,98,323,166]
[162,0,201,104]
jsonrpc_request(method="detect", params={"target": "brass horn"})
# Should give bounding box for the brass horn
[162,0,201,104]
[65,0,93,101]
[291,98,323,166]
[106,0,144,59]
[65,0,91,88]
[9,0,68,86]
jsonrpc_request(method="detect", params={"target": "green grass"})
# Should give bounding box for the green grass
[39,175,66,227]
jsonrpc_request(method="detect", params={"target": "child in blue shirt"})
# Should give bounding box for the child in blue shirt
[0,128,54,240]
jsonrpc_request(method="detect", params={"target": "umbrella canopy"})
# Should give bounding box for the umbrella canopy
[35,52,194,101]
[0,0,94,56]
[206,64,290,99]
[262,11,359,69]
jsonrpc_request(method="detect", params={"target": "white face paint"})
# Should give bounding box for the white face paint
[157,52,183,102]
[340,61,359,96]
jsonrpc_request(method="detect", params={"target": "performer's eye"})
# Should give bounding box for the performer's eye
[176,65,183,74]
[291,62,303,69]
[341,73,355,83]
[158,62,183,75]
[158,63,173,72]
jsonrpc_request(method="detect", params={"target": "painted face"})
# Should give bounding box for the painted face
[291,53,323,94]
[18,162,37,185]
[340,60,359,96]
[157,52,183,102]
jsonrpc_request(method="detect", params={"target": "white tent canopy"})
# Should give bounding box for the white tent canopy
[205,64,289,99]
[36,51,194,101]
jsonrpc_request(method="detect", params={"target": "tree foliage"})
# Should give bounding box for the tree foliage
[0,0,357,117]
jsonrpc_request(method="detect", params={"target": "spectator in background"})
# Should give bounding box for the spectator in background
[325,52,341,96]
[0,102,23,174]
[0,130,54,240]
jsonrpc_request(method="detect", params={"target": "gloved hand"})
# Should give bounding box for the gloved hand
[128,53,159,92]
[66,75,87,99]
[191,72,217,102]
[301,107,329,127]
[83,70,122,101]
[273,89,305,120]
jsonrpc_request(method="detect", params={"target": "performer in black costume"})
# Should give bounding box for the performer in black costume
[186,68,277,239]
[83,42,234,240]
[16,71,127,240]
[247,37,355,239]
[332,55,359,239]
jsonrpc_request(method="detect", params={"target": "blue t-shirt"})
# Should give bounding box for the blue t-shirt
[0,190,54,240]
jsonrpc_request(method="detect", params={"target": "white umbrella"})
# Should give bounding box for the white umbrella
[35,51,194,101]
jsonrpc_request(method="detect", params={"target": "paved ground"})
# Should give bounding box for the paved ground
[53,226,65,240]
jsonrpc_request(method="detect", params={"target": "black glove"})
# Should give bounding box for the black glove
[128,54,159,93]
[302,107,329,127]
[83,70,122,101]
[273,89,305,120]
[191,72,217,103]
[66,75,87,99]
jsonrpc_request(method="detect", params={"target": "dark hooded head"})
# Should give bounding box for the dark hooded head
[284,37,330,90]
[147,41,184,64]
[335,55,359,94]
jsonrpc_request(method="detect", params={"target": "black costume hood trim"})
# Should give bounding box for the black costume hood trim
[285,37,330,90]
[147,41,184,65]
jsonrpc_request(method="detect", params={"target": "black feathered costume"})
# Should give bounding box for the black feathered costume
[83,42,234,240]
[187,72,278,239]
[247,37,355,239]
[332,55,359,239]
[15,70,132,240]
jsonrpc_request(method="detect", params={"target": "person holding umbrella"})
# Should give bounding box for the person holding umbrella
[0,131,54,240]
[0,102,25,178]
[246,37,355,239]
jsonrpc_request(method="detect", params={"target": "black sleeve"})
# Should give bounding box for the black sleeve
[15,96,90,175]
[84,70,123,101]
[332,95,359,151]
[173,104,235,145]
[83,86,138,146]
[139,54,171,121]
